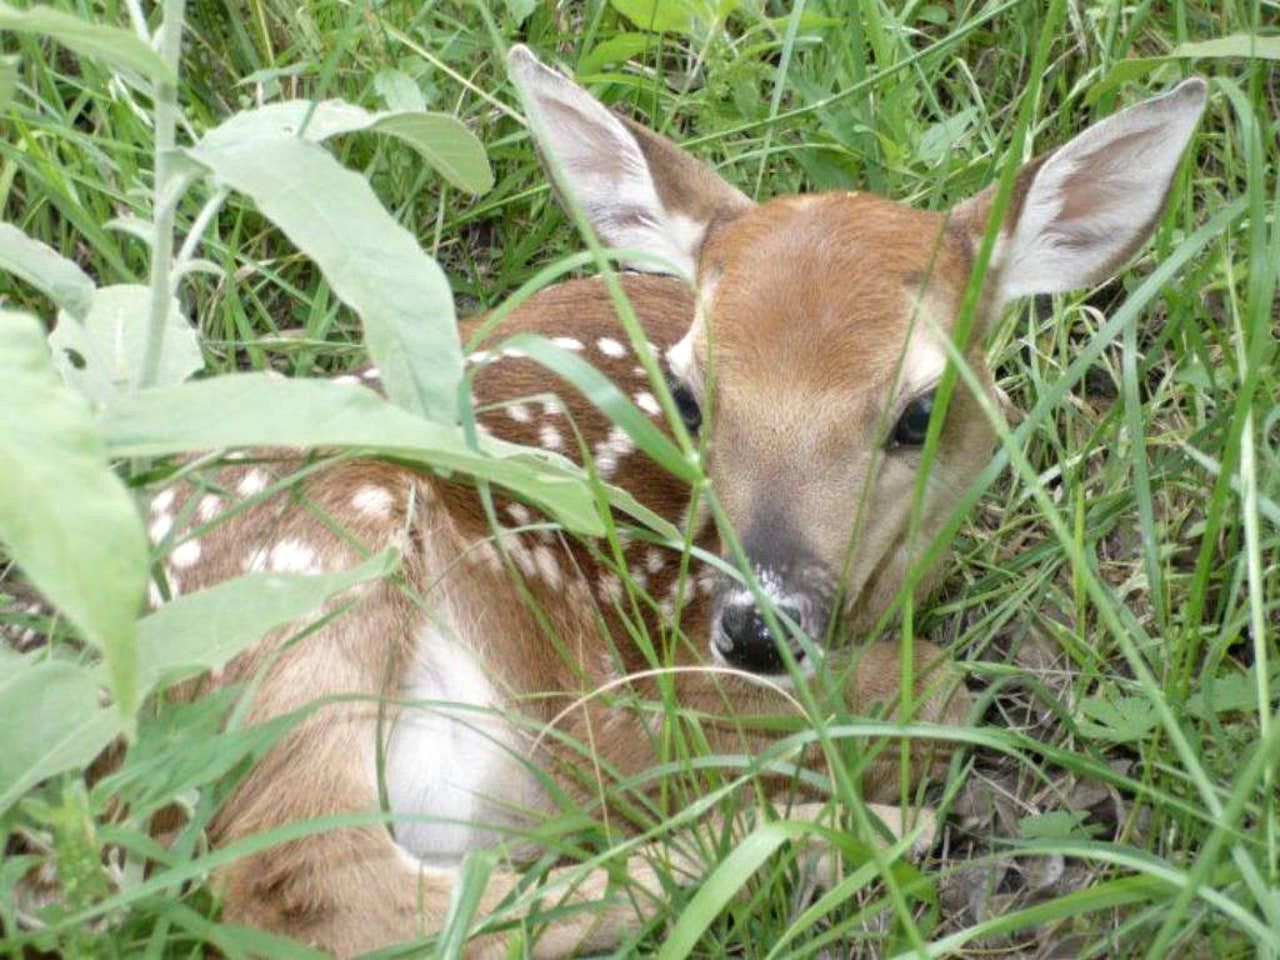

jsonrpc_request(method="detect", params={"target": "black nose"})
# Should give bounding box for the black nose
[716,601,805,674]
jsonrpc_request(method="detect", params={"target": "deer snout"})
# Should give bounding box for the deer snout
[710,567,832,675]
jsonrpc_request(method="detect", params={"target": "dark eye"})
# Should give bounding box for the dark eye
[665,372,702,434]
[890,391,935,448]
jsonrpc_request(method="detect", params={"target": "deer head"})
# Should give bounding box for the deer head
[509,47,1206,676]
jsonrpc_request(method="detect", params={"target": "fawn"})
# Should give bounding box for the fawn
[134,48,1207,957]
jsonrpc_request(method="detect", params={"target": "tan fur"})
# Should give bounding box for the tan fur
[143,274,969,956]
[136,57,1205,956]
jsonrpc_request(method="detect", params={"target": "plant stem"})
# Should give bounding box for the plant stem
[171,185,228,291]
[138,0,188,390]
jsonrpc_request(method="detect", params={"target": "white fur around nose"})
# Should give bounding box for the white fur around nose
[722,565,791,612]
[385,624,543,864]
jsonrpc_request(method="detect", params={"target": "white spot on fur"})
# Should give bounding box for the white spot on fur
[506,503,532,526]
[594,425,636,477]
[533,545,562,590]
[352,485,395,520]
[197,495,224,522]
[150,489,175,514]
[243,546,269,572]
[541,398,562,416]
[503,536,537,578]
[473,541,503,573]
[169,538,202,569]
[506,402,532,423]
[467,350,495,366]
[551,336,583,351]
[597,337,627,358]
[598,573,623,605]
[635,391,661,416]
[237,469,269,497]
[269,539,319,573]
[644,548,666,575]
[148,513,173,543]
[362,367,380,381]
[501,347,527,360]
[333,374,360,385]
[539,423,563,450]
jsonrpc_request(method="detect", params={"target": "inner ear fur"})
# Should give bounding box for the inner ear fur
[508,45,752,280]
[950,77,1208,303]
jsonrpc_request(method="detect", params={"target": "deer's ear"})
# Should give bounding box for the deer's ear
[508,45,752,281]
[953,78,1207,301]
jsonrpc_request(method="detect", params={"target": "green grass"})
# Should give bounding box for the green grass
[2,1,1278,957]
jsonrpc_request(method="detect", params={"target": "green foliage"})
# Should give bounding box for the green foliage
[611,0,740,36]
[0,1,171,80]
[98,374,605,533]
[0,223,95,318]
[0,0,1276,957]
[0,310,148,716]
[47,284,203,404]
[0,661,123,815]
[188,133,465,420]
[133,548,399,693]
[199,99,493,194]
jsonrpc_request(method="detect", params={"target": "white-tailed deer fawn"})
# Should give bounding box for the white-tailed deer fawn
[135,48,1206,957]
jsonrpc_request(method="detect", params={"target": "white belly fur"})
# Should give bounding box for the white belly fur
[384,622,545,864]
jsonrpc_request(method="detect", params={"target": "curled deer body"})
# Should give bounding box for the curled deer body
[142,48,1205,956]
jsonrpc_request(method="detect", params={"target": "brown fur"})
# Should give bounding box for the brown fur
[140,272,969,956]
[132,59,1204,957]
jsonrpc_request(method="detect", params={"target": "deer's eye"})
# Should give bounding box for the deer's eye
[665,373,702,434]
[890,391,935,448]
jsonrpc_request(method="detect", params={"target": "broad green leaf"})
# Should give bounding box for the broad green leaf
[915,107,977,166]
[369,113,495,194]
[503,0,538,26]
[0,660,124,816]
[1088,35,1279,103]
[1076,695,1159,744]
[610,0,740,35]
[1018,810,1099,841]
[187,136,463,423]
[0,53,18,109]
[0,310,146,716]
[0,222,96,319]
[48,284,203,405]
[199,100,493,195]
[916,3,949,24]
[133,549,399,695]
[1185,668,1275,720]
[611,0,696,33]
[0,2,173,82]
[373,68,427,112]
[97,373,604,536]
[579,33,658,75]
[1168,34,1280,60]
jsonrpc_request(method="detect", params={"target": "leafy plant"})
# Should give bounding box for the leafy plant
[0,1,1276,957]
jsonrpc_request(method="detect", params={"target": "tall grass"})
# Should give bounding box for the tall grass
[1,1,1277,957]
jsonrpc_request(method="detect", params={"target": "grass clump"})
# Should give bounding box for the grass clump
[1,2,1277,957]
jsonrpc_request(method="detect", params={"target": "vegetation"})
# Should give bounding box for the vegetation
[0,1,1276,956]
